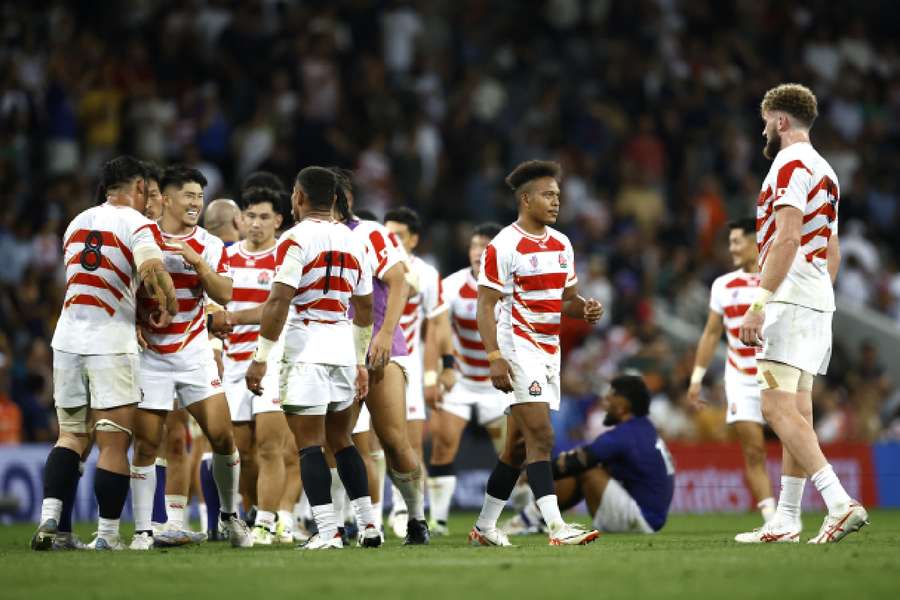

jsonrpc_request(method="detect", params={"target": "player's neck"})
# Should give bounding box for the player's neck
[160,215,194,237]
[303,209,332,221]
[105,192,132,209]
[515,215,547,237]
[742,261,759,274]
[243,237,276,253]
[780,129,810,151]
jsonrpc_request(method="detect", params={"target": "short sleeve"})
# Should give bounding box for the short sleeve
[424,266,448,318]
[582,428,625,465]
[477,242,510,293]
[709,278,723,314]
[131,222,163,252]
[367,227,404,279]
[204,239,230,277]
[273,235,304,290]
[353,239,374,297]
[773,159,813,212]
[565,243,577,287]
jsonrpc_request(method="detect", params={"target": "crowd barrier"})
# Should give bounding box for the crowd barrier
[1,441,897,523]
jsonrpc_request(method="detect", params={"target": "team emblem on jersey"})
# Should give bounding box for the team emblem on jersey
[258,271,271,285]
[558,253,567,269]
[528,381,542,396]
[529,255,539,270]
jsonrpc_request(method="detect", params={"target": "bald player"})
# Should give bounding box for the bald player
[205,199,245,246]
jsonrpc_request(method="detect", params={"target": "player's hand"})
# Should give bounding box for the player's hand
[369,365,385,385]
[136,326,150,349]
[171,241,204,268]
[355,366,369,401]
[424,384,440,410]
[367,330,392,371]
[489,357,514,393]
[208,311,234,338]
[245,360,267,396]
[739,308,765,347]
[687,382,705,411]
[439,368,457,392]
[148,309,172,329]
[583,298,604,324]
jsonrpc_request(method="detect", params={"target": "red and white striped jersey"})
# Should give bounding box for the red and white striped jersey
[757,142,839,312]
[274,218,373,366]
[223,241,278,381]
[709,269,761,382]
[479,223,577,360]
[443,267,490,382]
[398,255,447,357]
[52,203,164,355]
[140,225,230,369]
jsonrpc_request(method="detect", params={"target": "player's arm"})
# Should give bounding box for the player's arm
[244,282,293,395]
[561,284,604,323]
[369,262,409,370]
[173,242,233,305]
[208,305,263,337]
[135,245,178,326]
[826,234,841,284]
[424,311,455,407]
[687,310,724,409]
[740,206,802,346]
[477,285,514,393]
[552,431,622,480]
[350,293,375,399]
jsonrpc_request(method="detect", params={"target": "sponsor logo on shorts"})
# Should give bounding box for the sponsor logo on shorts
[528,381,542,396]
[211,378,222,388]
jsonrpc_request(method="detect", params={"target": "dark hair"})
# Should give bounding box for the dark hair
[101,155,147,191]
[354,209,377,222]
[295,166,336,209]
[728,218,757,237]
[384,206,421,235]
[240,187,284,215]
[504,160,562,194]
[473,222,503,240]
[610,374,651,417]
[241,170,286,193]
[160,165,207,191]
[330,167,354,221]
[761,83,818,128]
[142,161,163,185]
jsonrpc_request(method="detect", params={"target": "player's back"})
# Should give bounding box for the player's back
[52,203,162,356]
[758,142,839,311]
[710,269,760,381]
[443,267,489,382]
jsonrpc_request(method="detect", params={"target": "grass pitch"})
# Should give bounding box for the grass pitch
[1,511,898,600]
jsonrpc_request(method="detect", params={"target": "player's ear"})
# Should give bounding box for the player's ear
[274,212,283,229]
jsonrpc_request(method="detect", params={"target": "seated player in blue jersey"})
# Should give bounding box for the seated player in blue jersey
[504,374,675,534]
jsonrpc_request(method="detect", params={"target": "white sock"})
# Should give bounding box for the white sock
[371,450,386,503]
[426,475,456,524]
[775,476,806,523]
[255,509,276,532]
[329,468,348,525]
[758,497,776,523]
[372,500,383,530]
[98,517,120,539]
[350,496,377,529]
[475,494,506,531]
[391,482,408,513]
[40,498,63,525]
[523,501,542,525]
[311,503,338,540]
[130,463,156,532]
[389,466,425,521]
[165,494,187,529]
[535,494,564,531]
[155,457,167,468]
[212,451,240,514]
[277,510,293,534]
[199,503,208,534]
[296,492,311,520]
[510,481,534,512]
[811,464,851,515]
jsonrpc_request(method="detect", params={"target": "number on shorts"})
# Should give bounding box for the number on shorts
[80,230,104,272]
[655,437,675,475]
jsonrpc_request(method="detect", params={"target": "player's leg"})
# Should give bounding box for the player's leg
[130,408,167,545]
[277,429,301,543]
[580,467,655,534]
[367,363,427,540]
[732,421,775,522]
[252,411,288,543]
[232,422,255,512]
[33,422,91,550]
[352,426,383,531]
[91,403,137,549]
[427,406,470,534]
[470,414,523,545]
[52,443,90,550]
[163,410,191,531]
[771,386,812,529]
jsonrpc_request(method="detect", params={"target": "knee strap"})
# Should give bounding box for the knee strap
[94,418,133,438]
[798,372,814,392]
[57,406,90,434]
[756,360,801,393]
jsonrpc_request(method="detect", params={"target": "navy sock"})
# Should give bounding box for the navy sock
[200,458,220,532]
[299,446,332,506]
[94,468,130,520]
[526,461,555,499]
[334,446,369,501]
[428,463,455,477]
[43,447,80,505]
[485,461,521,501]
[151,463,167,524]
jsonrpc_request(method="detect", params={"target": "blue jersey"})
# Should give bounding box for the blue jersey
[582,416,675,531]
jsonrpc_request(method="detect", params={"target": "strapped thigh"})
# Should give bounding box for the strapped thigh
[756,360,801,393]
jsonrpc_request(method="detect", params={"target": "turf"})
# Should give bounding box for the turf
[1,511,898,600]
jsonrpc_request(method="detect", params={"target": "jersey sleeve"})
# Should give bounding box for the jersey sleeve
[709,277,724,314]
[581,427,626,466]
[423,265,448,318]
[478,241,511,293]
[204,237,230,277]
[352,238,374,297]
[773,159,813,212]
[273,234,304,290]
[565,240,577,287]
[367,227,404,280]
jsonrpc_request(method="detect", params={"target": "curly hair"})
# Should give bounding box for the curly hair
[504,160,562,194]
[760,83,818,128]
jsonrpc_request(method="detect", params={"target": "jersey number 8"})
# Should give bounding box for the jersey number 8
[80,230,104,272]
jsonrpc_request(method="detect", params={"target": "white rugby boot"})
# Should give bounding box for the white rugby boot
[300,532,344,550]
[548,522,600,546]
[808,501,869,544]
[734,517,802,543]
[129,531,154,551]
[468,525,513,547]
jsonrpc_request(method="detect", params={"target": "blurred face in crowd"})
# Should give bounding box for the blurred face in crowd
[243,201,281,246]
[385,221,418,255]
[144,179,163,221]
[163,181,204,229]
[469,234,490,277]
[729,227,758,269]
[521,177,561,226]
[762,110,785,160]
[602,388,632,427]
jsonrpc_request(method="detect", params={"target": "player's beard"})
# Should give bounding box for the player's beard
[763,130,781,160]
[603,411,620,427]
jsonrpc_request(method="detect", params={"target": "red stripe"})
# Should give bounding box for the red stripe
[368,231,389,276]
[456,337,485,351]
[459,283,477,299]
[803,202,837,225]
[134,223,164,247]
[454,316,478,331]
[728,327,740,338]
[185,239,205,255]
[724,278,753,289]
[150,309,204,335]
[215,248,229,274]
[512,325,557,354]
[403,301,419,316]
[148,323,205,354]
[801,226,831,246]
[756,186,772,207]
[463,375,491,382]
[512,305,560,336]
[227,351,253,361]
[514,272,567,292]
[514,236,566,254]
[228,330,259,345]
[458,354,490,368]
[178,297,202,312]
[230,254,276,269]
[65,272,124,301]
[759,219,777,250]
[170,273,201,289]
[296,276,354,295]
[732,347,756,357]
[64,294,115,316]
[723,304,750,319]
[302,251,362,275]
[294,297,347,314]
[232,288,269,303]
[776,160,812,194]
[727,356,757,376]
[805,247,828,263]
[276,239,301,267]
[513,291,561,313]
[66,253,131,287]
[482,244,501,286]
[64,230,135,266]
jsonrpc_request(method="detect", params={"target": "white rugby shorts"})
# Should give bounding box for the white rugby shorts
[592,477,654,534]
[439,376,507,426]
[224,366,282,422]
[759,302,832,375]
[394,354,425,422]
[280,362,356,416]
[139,349,223,411]
[724,375,764,425]
[506,351,560,412]
[53,350,141,410]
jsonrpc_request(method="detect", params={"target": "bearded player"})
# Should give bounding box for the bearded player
[735,83,867,544]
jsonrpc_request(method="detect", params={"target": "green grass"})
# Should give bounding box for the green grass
[2,511,899,600]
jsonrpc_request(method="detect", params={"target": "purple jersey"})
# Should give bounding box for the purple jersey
[346,219,408,358]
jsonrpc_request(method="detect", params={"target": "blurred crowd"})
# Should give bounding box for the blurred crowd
[1,0,899,444]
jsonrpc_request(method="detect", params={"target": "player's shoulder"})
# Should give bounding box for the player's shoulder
[412,255,439,278]
[545,225,572,249]
[770,142,821,175]
[443,266,469,288]
[188,225,224,248]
